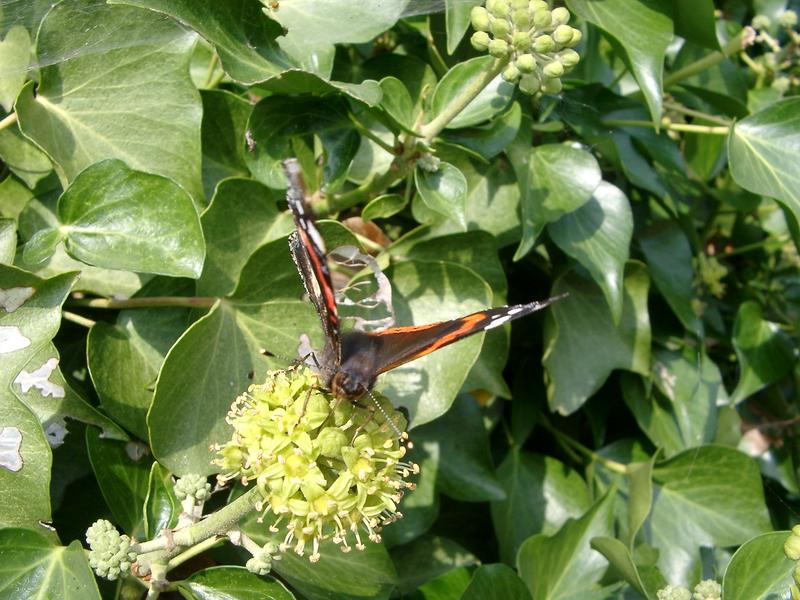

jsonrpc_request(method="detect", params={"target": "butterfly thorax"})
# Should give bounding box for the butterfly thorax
[325,331,382,400]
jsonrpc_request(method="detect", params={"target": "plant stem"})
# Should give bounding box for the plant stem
[69,296,217,310]
[539,418,629,474]
[349,114,397,154]
[662,100,732,126]
[166,535,224,570]
[0,112,18,132]
[62,311,96,328]
[602,119,729,135]
[418,58,508,145]
[662,30,748,90]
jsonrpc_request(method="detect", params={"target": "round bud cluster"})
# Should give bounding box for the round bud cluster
[779,10,798,29]
[751,14,771,31]
[785,524,800,560]
[85,519,137,581]
[656,585,691,600]
[691,580,721,600]
[470,0,582,95]
[174,473,212,502]
[213,367,418,562]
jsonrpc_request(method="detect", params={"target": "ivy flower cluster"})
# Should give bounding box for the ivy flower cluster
[85,519,137,581]
[656,580,721,600]
[213,367,418,562]
[470,0,582,95]
[746,10,799,94]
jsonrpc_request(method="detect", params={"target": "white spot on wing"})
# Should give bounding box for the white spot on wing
[485,315,512,329]
[0,427,23,472]
[0,326,31,353]
[0,287,35,312]
[14,358,65,398]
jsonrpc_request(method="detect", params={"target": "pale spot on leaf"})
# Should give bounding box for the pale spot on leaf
[0,427,23,472]
[0,287,35,312]
[44,420,68,448]
[125,441,149,461]
[14,358,66,398]
[0,326,31,353]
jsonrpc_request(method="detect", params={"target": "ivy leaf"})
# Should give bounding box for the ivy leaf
[54,160,205,278]
[729,97,800,226]
[461,564,532,600]
[673,0,719,50]
[178,566,296,600]
[415,162,468,230]
[440,102,522,162]
[648,446,772,584]
[143,462,179,539]
[549,182,632,323]
[16,0,204,202]
[0,25,30,111]
[721,532,795,600]
[730,301,795,404]
[200,90,253,197]
[514,144,602,260]
[0,529,100,599]
[0,219,15,264]
[0,123,52,189]
[517,491,615,599]
[392,536,479,595]
[379,77,415,133]
[567,0,672,123]
[590,537,663,599]
[362,194,407,222]
[544,263,651,415]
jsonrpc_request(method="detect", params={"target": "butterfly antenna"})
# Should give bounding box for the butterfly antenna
[366,390,411,447]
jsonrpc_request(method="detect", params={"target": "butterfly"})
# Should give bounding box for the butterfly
[283,158,562,406]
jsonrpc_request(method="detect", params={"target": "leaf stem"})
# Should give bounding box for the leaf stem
[349,114,397,155]
[418,58,508,145]
[0,112,18,132]
[62,311,96,328]
[539,417,629,474]
[166,535,224,570]
[662,100,732,126]
[68,296,217,310]
[662,29,749,90]
[602,119,729,135]
[204,52,220,89]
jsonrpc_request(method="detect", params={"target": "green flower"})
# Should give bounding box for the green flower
[779,10,798,28]
[692,579,721,600]
[174,473,212,502]
[214,367,417,562]
[85,519,137,581]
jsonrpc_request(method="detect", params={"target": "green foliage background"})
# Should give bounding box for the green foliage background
[0,0,799,598]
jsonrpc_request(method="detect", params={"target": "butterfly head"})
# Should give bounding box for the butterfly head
[330,369,371,401]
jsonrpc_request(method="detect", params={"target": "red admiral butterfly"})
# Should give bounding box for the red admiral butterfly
[284,158,562,406]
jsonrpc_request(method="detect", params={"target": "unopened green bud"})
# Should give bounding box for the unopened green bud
[470,6,491,31]
[558,48,580,69]
[502,63,521,82]
[543,60,564,78]
[532,34,554,53]
[518,73,540,94]
[512,31,532,50]
[772,76,791,93]
[541,77,562,94]
[488,38,511,58]
[786,533,800,561]
[487,0,511,18]
[318,427,349,458]
[533,8,552,28]
[491,17,511,38]
[566,27,582,47]
[779,10,798,28]
[516,53,536,72]
[795,562,800,586]
[656,585,691,600]
[512,8,531,29]
[752,14,770,31]
[551,6,570,25]
[511,0,528,8]
[692,579,721,600]
[553,24,574,44]
[529,0,548,11]
[471,31,491,51]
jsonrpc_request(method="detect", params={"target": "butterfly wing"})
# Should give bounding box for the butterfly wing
[283,159,341,363]
[367,297,564,374]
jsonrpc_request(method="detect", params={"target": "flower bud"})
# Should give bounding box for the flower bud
[566,27,582,47]
[543,60,564,78]
[471,31,491,51]
[502,63,521,82]
[553,24,574,44]
[751,14,770,31]
[786,533,800,561]
[772,76,790,93]
[558,48,580,69]
[318,427,348,458]
[487,0,511,18]
[692,579,721,600]
[491,17,511,38]
[518,73,540,94]
[779,10,798,28]
[511,0,528,8]
[541,76,562,94]
[515,53,536,72]
[470,6,492,31]
[488,38,511,58]
[512,8,531,29]
[795,562,800,586]
[532,34,554,53]
[530,0,548,11]
[551,6,570,25]
[512,31,532,50]
[532,8,552,29]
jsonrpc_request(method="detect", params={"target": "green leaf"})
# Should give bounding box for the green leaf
[490,449,590,564]
[144,462,179,539]
[87,278,191,440]
[567,0,672,123]
[722,532,795,600]
[0,124,52,188]
[199,177,286,296]
[730,301,795,404]
[22,228,62,266]
[418,568,473,599]
[0,25,30,111]
[430,56,514,130]
[114,0,290,84]
[178,566,296,600]
[639,221,703,335]
[729,97,800,224]
[0,528,100,599]
[413,394,504,502]
[392,535,479,595]
[0,219,15,264]
[440,102,522,162]
[549,182,632,323]
[590,537,660,599]
[201,90,253,197]
[56,160,205,278]
[648,446,772,584]
[517,490,615,599]
[415,162,468,230]
[85,428,151,537]
[379,260,491,426]
[673,0,719,50]
[362,194,408,222]
[16,0,203,202]
[445,0,472,55]
[544,263,651,415]
[514,144,602,260]
[379,77,415,132]
[461,564,532,600]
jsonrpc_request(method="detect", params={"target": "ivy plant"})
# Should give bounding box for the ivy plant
[1,0,800,598]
